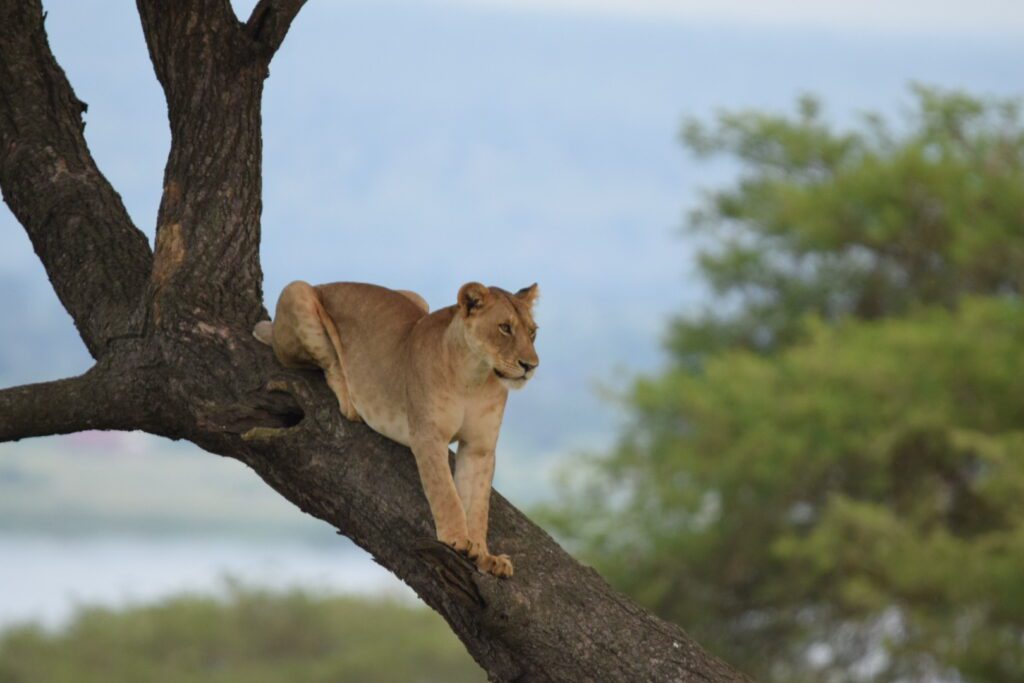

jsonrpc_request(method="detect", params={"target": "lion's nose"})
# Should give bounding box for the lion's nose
[519,360,537,373]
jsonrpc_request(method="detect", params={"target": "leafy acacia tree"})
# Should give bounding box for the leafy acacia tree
[0,2,750,681]
[548,89,1024,682]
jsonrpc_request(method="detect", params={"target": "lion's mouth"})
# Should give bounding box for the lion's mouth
[494,368,526,381]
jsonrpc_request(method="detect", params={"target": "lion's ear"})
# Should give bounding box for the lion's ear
[458,282,490,316]
[515,283,540,307]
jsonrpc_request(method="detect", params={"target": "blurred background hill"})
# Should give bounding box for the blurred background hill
[1,0,1021,681]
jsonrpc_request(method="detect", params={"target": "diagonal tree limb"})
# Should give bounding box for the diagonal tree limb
[169,345,754,683]
[246,0,309,58]
[0,321,755,681]
[0,0,154,357]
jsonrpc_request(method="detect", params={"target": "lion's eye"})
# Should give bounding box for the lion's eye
[499,323,513,335]
[530,328,537,340]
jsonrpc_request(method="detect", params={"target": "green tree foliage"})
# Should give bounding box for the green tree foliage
[673,86,1024,358]
[0,587,483,683]
[546,88,1024,682]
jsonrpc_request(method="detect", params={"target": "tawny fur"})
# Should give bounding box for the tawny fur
[255,280,540,578]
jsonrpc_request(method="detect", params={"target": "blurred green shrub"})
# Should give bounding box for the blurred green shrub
[0,586,483,683]
[545,87,1024,682]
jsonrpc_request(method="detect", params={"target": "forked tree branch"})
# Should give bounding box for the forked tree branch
[134,0,240,126]
[0,0,153,356]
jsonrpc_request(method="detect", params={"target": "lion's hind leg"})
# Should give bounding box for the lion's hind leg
[270,280,361,423]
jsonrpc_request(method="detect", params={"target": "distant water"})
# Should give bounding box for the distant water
[0,535,412,629]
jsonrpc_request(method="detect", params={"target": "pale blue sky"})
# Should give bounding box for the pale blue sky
[1,0,1022,501]
[448,0,1024,35]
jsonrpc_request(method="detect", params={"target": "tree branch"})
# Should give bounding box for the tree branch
[157,339,754,683]
[246,0,308,58]
[0,0,154,357]
[0,367,146,443]
[135,0,243,99]
[136,0,277,329]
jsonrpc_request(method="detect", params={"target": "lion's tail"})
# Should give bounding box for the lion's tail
[253,320,274,346]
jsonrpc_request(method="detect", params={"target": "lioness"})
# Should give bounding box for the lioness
[253,280,540,578]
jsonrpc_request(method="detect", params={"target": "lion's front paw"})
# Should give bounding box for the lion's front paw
[441,535,481,561]
[476,552,514,579]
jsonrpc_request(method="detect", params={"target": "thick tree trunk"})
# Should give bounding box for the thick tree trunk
[0,2,753,681]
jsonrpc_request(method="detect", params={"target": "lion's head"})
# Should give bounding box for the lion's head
[457,282,540,390]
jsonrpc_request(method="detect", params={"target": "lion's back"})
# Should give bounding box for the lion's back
[314,282,429,439]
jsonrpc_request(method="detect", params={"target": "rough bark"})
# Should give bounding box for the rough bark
[0,2,754,681]
[0,363,150,442]
[134,0,269,329]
